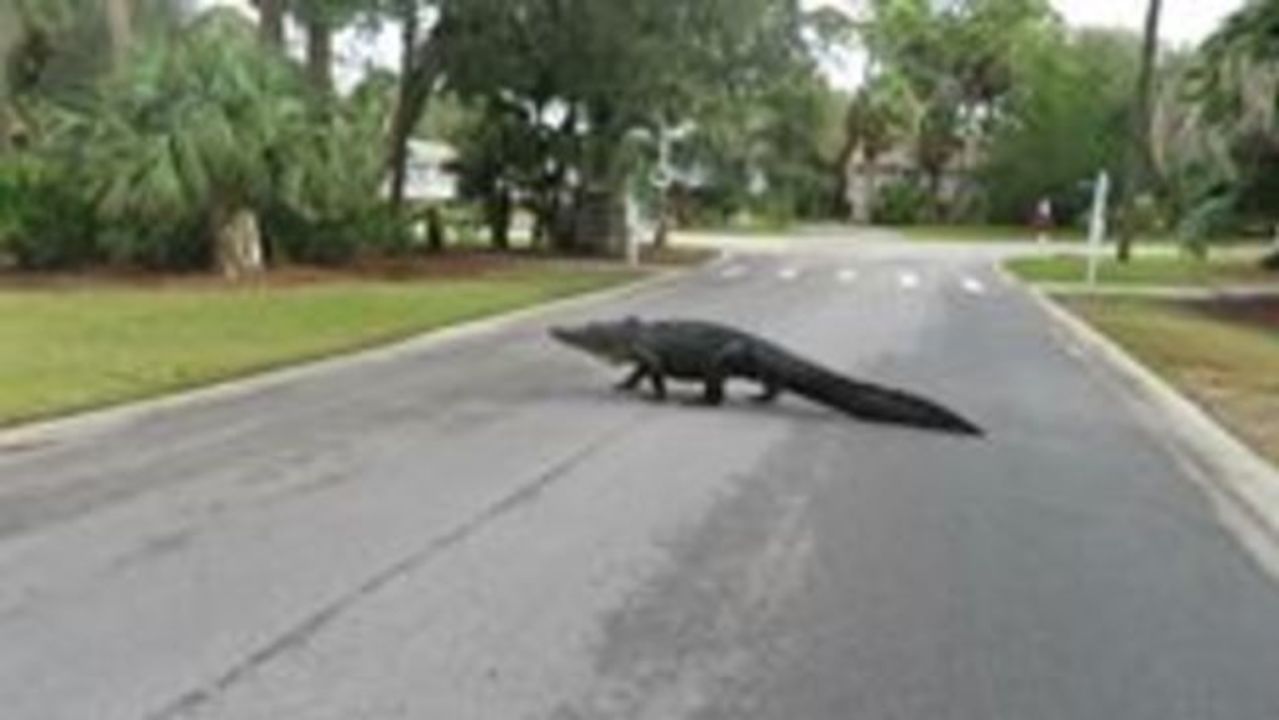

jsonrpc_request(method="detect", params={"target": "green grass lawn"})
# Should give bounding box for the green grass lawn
[1064,297,1279,464]
[898,225,1085,243]
[0,266,639,427]
[1007,252,1276,287]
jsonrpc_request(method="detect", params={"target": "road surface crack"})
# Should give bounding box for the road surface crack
[146,415,641,720]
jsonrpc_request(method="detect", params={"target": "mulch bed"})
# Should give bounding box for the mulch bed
[0,252,566,292]
[0,245,716,293]
[1188,297,1279,334]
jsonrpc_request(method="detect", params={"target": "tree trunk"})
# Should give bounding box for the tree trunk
[425,206,445,253]
[531,204,548,249]
[652,200,670,250]
[0,104,13,152]
[862,161,880,224]
[212,204,265,280]
[834,131,859,221]
[1117,0,1163,263]
[103,0,133,70]
[572,187,627,257]
[389,3,438,214]
[305,17,334,96]
[487,188,512,251]
[572,122,628,256]
[257,0,286,50]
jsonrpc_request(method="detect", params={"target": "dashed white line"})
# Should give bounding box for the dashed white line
[898,271,921,290]
[779,267,802,281]
[837,269,858,284]
[961,277,986,295]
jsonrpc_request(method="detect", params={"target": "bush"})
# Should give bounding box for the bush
[872,180,933,225]
[438,203,486,248]
[264,205,415,265]
[97,218,210,270]
[1177,193,1237,260]
[0,156,100,270]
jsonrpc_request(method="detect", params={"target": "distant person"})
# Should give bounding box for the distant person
[1032,197,1054,244]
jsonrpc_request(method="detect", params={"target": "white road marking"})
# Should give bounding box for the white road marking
[779,267,802,281]
[899,271,921,290]
[719,265,747,279]
[837,269,858,284]
[961,277,986,295]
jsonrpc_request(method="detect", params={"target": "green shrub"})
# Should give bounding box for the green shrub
[97,219,209,270]
[1177,194,1237,260]
[873,180,932,226]
[438,203,486,247]
[264,205,415,265]
[0,156,100,270]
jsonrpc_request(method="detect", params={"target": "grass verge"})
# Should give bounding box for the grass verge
[1063,297,1279,464]
[1008,252,1275,287]
[0,264,641,427]
[898,225,1085,243]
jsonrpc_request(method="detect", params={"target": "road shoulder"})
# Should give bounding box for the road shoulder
[1022,283,1279,568]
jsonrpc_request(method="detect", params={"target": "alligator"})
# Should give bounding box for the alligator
[550,318,984,436]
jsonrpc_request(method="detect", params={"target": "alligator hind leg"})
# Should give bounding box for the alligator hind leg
[648,372,668,402]
[616,365,647,392]
[752,380,781,404]
[701,377,726,406]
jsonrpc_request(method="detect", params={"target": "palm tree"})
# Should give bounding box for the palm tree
[79,10,305,278]
[1182,0,1279,257]
[838,71,920,222]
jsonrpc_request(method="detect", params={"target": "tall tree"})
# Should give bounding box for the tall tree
[837,71,920,221]
[290,0,373,96]
[103,0,132,68]
[387,0,444,213]
[435,0,822,253]
[857,0,1057,216]
[1177,0,1279,255]
[1116,0,1163,262]
[981,28,1141,223]
[255,0,287,49]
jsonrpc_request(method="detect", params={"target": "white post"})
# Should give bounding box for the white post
[624,194,641,268]
[626,230,640,267]
[1086,171,1110,286]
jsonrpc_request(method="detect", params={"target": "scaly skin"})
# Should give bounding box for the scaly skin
[550,318,984,436]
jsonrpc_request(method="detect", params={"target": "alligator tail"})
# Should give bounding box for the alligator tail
[776,357,984,436]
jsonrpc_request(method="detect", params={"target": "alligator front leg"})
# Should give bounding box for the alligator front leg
[630,345,667,402]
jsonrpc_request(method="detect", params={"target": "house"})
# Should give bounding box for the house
[398,139,459,203]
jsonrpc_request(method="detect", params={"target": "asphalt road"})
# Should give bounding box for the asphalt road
[2,233,1278,719]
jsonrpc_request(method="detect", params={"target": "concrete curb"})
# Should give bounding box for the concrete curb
[0,255,727,450]
[1022,282,1279,546]
[1031,282,1279,300]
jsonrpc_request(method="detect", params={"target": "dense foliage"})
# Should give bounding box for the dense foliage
[1,0,846,271]
[0,0,1275,273]
[843,0,1277,257]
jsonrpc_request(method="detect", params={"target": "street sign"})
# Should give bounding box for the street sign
[1087,171,1110,286]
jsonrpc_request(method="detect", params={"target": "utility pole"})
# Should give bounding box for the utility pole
[1117,0,1163,263]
